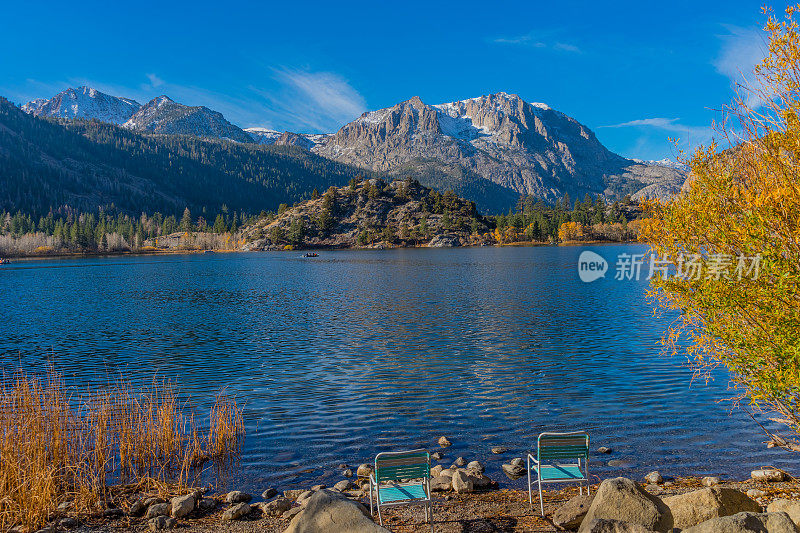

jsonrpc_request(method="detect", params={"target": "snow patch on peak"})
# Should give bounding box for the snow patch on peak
[357,108,392,125]
[631,158,689,171]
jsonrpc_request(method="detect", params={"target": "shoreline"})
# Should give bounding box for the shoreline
[43,474,800,533]
[1,239,641,261]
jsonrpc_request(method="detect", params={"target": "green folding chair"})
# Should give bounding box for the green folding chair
[527,431,590,515]
[369,449,433,532]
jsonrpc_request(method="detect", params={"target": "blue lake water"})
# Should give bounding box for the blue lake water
[0,244,792,490]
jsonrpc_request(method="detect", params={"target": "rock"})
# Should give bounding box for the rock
[645,484,662,495]
[608,459,634,468]
[58,517,78,529]
[581,519,658,532]
[338,463,348,469]
[553,493,595,529]
[103,508,124,518]
[768,500,800,526]
[438,436,452,447]
[428,234,463,248]
[143,497,166,507]
[452,470,474,493]
[259,497,291,517]
[469,473,493,489]
[343,469,353,477]
[431,475,453,491]
[284,489,390,533]
[467,460,485,474]
[197,498,217,512]
[148,516,177,531]
[662,487,760,530]
[597,447,613,454]
[511,457,524,467]
[222,502,251,520]
[502,463,526,479]
[357,464,373,478]
[752,469,787,482]
[284,507,303,519]
[747,489,767,498]
[226,491,251,503]
[129,499,147,515]
[34,527,55,533]
[285,490,305,500]
[170,494,195,518]
[431,465,444,477]
[439,468,455,477]
[681,511,798,533]
[702,476,721,487]
[491,446,508,454]
[145,503,171,519]
[644,472,663,484]
[454,457,467,466]
[296,490,314,504]
[262,488,278,499]
[311,484,326,491]
[334,479,353,491]
[431,452,443,460]
[579,477,670,533]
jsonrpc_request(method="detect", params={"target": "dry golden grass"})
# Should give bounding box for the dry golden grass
[0,369,244,532]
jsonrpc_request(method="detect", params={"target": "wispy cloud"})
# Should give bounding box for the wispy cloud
[713,24,768,108]
[491,31,581,53]
[250,68,366,132]
[602,117,681,129]
[600,116,714,160]
[145,73,164,88]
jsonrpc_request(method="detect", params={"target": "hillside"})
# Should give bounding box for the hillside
[241,178,492,249]
[0,98,372,217]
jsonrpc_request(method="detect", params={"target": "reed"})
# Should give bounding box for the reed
[0,369,244,532]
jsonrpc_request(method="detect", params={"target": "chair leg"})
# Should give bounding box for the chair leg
[429,501,434,533]
[527,460,533,511]
[376,501,383,526]
[538,479,544,516]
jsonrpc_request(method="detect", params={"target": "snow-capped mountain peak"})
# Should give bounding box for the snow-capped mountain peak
[20,86,141,125]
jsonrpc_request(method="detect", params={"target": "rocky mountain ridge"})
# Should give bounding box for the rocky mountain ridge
[20,86,141,125]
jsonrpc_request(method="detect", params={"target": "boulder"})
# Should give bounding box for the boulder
[283,507,303,520]
[662,487,761,530]
[452,470,474,493]
[334,480,354,492]
[284,489,390,533]
[296,491,314,505]
[222,502,251,520]
[428,234,462,248]
[129,499,147,516]
[311,484,326,491]
[768,500,800,526]
[225,491,252,503]
[197,498,217,512]
[430,465,444,477]
[469,473,493,489]
[145,503,171,519]
[259,498,292,517]
[511,457,524,467]
[702,477,721,487]
[681,511,798,532]
[262,488,278,499]
[285,490,305,500]
[357,464,373,478]
[597,447,613,454]
[553,494,594,530]
[579,477,670,533]
[467,461,485,474]
[581,519,658,533]
[431,475,453,491]
[644,472,663,484]
[148,516,177,531]
[439,468,455,477]
[431,452,443,460]
[343,469,353,477]
[752,469,788,482]
[58,518,78,529]
[491,446,508,454]
[438,436,452,447]
[454,457,467,466]
[748,489,768,498]
[170,494,195,519]
[502,463,526,479]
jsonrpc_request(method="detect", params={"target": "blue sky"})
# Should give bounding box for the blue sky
[0,0,784,160]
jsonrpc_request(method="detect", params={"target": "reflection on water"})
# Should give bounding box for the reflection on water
[0,245,792,489]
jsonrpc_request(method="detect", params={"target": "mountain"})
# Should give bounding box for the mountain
[241,177,491,250]
[312,92,686,212]
[20,86,140,125]
[0,97,372,217]
[245,127,330,148]
[122,95,253,142]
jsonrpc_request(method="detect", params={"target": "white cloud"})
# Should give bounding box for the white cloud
[250,68,366,132]
[491,31,580,53]
[602,118,681,129]
[713,24,768,108]
[146,73,164,88]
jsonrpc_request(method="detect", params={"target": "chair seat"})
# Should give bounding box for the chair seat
[533,464,585,481]
[378,483,428,504]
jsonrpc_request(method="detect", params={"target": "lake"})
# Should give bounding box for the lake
[0,244,791,490]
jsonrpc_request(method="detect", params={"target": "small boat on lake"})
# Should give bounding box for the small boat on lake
[302,252,319,258]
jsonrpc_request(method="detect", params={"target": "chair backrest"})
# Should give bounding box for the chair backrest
[537,431,589,463]
[374,449,430,483]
